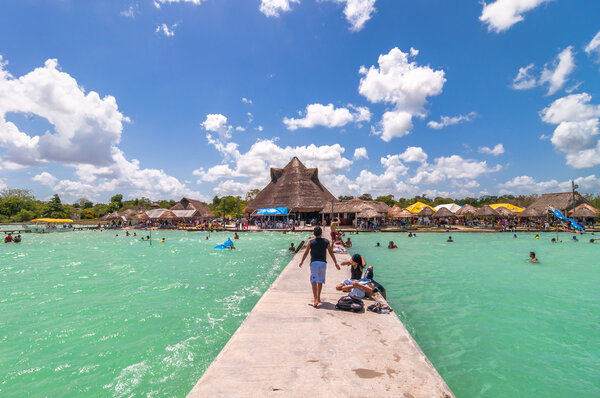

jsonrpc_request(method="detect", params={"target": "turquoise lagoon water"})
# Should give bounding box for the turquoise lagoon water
[0,230,305,397]
[351,232,599,398]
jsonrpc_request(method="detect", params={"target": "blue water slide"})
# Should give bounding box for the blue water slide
[549,209,584,231]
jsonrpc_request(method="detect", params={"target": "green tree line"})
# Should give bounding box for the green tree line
[1,187,599,223]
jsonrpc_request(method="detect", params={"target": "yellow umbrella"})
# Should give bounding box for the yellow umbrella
[489,203,524,213]
[406,202,435,214]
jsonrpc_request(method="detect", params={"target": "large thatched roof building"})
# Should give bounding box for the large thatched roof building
[243,157,338,218]
[171,197,214,219]
[523,192,591,216]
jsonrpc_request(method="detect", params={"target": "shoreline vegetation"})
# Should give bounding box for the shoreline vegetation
[1,187,599,232]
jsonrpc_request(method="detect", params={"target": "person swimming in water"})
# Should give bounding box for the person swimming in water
[529,252,538,263]
[446,236,453,242]
[572,235,578,241]
[289,243,295,252]
[234,232,239,240]
[387,241,397,249]
[513,234,517,238]
[535,234,540,240]
[375,242,380,247]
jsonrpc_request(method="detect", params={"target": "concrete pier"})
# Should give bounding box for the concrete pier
[188,231,454,398]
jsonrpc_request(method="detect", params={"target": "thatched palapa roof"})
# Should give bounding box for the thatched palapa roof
[568,203,599,217]
[474,205,499,217]
[569,203,599,218]
[322,199,390,218]
[244,157,337,213]
[495,206,516,217]
[171,197,214,218]
[134,211,150,220]
[518,207,545,218]
[524,192,590,214]
[102,211,123,221]
[432,207,455,219]
[418,207,435,217]
[455,204,477,216]
[158,210,178,219]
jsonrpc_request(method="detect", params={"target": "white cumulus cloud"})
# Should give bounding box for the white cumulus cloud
[0,56,200,201]
[259,0,299,17]
[512,63,537,90]
[398,146,428,163]
[540,46,575,96]
[328,0,377,32]
[353,147,368,160]
[478,143,505,156]
[409,155,501,185]
[33,172,58,186]
[480,0,551,33]
[202,114,233,141]
[283,103,370,130]
[427,112,477,130]
[359,47,446,141]
[540,93,600,169]
[154,0,203,7]
[242,97,253,104]
[511,47,575,95]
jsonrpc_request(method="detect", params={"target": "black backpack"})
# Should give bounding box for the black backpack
[335,295,364,312]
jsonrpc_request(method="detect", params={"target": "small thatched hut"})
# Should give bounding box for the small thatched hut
[518,207,545,218]
[158,210,178,220]
[244,157,338,220]
[495,206,516,218]
[524,192,591,215]
[432,207,455,219]
[569,203,599,218]
[388,205,404,218]
[455,204,477,217]
[171,197,214,219]
[570,204,599,219]
[474,205,499,217]
[418,207,435,217]
[102,211,123,221]
[134,211,150,220]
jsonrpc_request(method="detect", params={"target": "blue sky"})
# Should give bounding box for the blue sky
[0,0,599,202]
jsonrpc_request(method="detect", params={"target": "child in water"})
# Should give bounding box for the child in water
[446,236,453,242]
[529,252,538,263]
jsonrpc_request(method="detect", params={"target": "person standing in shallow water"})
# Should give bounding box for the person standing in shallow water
[299,226,339,308]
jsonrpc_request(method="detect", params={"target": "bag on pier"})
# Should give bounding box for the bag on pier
[335,295,364,312]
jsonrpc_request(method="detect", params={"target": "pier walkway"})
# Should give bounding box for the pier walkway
[188,229,454,398]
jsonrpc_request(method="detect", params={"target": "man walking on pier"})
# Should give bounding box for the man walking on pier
[299,226,340,308]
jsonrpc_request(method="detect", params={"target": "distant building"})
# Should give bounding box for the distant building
[243,157,338,221]
[171,197,214,219]
[321,199,391,226]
